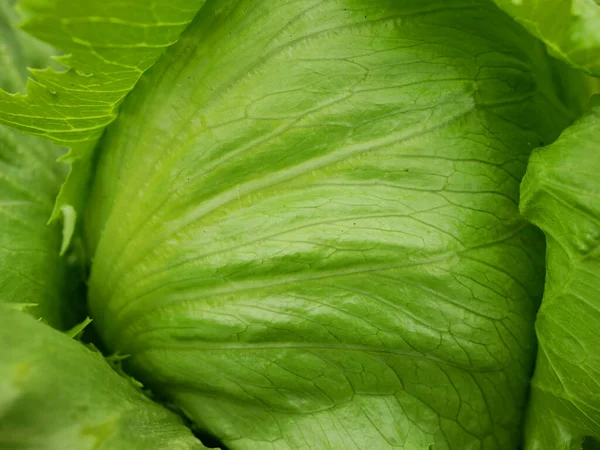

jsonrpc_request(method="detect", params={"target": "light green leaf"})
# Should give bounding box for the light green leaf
[0,307,207,450]
[491,0,600,76]
[0,0,207,221]
[0,3,81,329]
[83,1,575,448]
[520,95,600,450]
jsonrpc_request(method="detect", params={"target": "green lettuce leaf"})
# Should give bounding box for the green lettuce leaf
[545,55,600,119]
[0,0,207,221]
[0,306,207,450]
[491,0,600,76]
[0,1,57,95]
[76,1,575,448]
[520,95,600,450]
[0,2,80,329]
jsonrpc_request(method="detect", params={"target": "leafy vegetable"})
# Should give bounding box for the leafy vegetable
[520,95,600,450]
[491,0,600,76]
[0,307,207,450]
[0,7,205,447]
[0,1,79,328]
[83,1,573,448]
[0,0,206,220]
[0,0,599,449]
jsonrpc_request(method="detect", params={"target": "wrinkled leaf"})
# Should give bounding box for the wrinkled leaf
[491,0,600,76]
[520,95,600,450]
[0,0,207,221]
[82,1,575,449]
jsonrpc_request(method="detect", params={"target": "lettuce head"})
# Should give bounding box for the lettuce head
[0,1,599,449]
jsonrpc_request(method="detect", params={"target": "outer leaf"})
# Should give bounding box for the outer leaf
[85,1,575,449]
[491,0,600,76]
[0,307,207,450]
[0,1,56,94]
[520,95,600,450]
[0,3,80,329]
[0,0,207,220]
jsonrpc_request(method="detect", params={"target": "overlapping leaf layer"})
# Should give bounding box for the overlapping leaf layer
[83,2,572,448]
[1,1,599,449]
